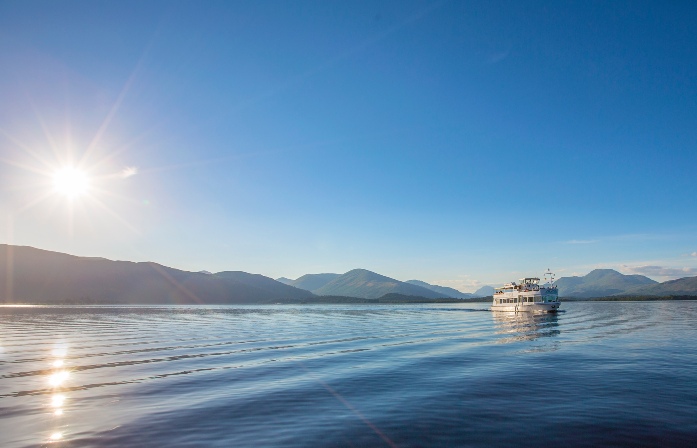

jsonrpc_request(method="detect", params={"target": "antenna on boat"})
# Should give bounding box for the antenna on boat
[544,269,555,285]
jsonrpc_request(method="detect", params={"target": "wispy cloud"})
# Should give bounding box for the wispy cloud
[486,49,510,64]
[435,275,485,293]
[564,239,598,244]
[561,232,683,246]
[692,252,697,257]
[621,265,697,279]
[120,166,138,178]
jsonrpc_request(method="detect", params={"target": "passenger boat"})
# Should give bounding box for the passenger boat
[492,270,560,313]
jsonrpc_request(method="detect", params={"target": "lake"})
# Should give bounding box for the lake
[1,301,696,447]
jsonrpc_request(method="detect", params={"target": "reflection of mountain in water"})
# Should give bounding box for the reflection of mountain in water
[493,311,561,344]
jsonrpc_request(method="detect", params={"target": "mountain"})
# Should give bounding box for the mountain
[276,277,294,285]
[555,269,657,298]
[473,285,495,297]
[405,280,473,298]
[623,276,697,296]
[313,269,447,299]
[213,271,314,300]
[290,273,341,292]
[0,245,315,304]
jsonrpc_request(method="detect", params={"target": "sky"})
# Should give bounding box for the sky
[1,0,696,292]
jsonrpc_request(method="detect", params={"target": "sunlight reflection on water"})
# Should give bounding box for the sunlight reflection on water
[46,346,70,444]
[0,302,695,447]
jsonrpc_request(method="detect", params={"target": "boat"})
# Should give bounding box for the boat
[492,270,560,313]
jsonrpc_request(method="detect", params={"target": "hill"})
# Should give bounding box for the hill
[0,245,314,304]
[473,285,495,297]
[279,293,485,304]
[276,277,294,285]
[555,269,657,298]
[289,273,341,292]
[405,280,473,298]
[313,269,447,299]
[623,275,697,296]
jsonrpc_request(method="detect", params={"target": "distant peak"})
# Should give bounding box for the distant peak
[345,268,373,274]
[585,269,623,278]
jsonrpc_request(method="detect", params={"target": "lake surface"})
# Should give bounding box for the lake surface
[1,302,696,447]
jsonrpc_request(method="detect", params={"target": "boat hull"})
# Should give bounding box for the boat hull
[491,302,560,313]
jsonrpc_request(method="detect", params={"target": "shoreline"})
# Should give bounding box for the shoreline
[2,295,696,306]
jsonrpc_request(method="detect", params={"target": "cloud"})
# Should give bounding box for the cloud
[692,252,697,257]
[621,265,697,279]
[486,49,510,64]
[120,166,138,178]
[564,239,598,244]
[435,276,484,293]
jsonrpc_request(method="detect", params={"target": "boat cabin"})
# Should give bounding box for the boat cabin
[519,277,540,285]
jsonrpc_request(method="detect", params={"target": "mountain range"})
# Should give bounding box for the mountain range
[278,273,341,291]
[277,271,490,299]
[555,268,697,298]
[405,280,474,299]
[0,245,314,304]
[313,269,447,299]
[2,244,696,304]
[555,269,657,298]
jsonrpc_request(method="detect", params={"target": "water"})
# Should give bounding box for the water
[1,302,696,447]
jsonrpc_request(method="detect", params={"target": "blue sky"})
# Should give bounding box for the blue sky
[1,0,696,291]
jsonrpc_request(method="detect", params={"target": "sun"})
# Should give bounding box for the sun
[52,167,90,199]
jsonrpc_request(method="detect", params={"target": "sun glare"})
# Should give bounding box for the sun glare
[52,167,90,198]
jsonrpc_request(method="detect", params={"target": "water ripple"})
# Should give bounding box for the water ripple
[1,302,696,447]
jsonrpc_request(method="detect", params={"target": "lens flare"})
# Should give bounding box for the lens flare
[52,167,90,198]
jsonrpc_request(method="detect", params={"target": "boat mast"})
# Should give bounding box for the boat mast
[544,269,556,285]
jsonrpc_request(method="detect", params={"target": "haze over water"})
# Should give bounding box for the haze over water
[1,301,696,447]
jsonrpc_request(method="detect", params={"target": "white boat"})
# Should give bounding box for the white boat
[492,270,560,313]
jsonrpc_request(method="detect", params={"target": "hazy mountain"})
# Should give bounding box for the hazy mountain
[623,276,697,296]
[473,286,495,297]
[405,280,473,298]
[291,273,341,292]
[0,245,314,304]
[555,269,657,298]
[314,269,446,299]
[276,277,294,285]
[213,271,314,300]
